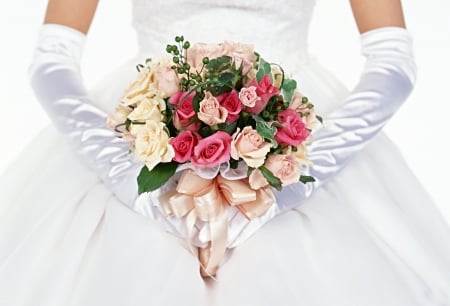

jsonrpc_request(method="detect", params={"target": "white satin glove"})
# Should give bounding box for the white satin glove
[29,24,142,206]
[230,27,417,247]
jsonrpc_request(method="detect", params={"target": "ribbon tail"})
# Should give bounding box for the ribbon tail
[199,205,229,278]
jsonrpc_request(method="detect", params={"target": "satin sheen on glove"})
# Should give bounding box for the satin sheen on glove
[29,24,142,206]
[227,27,417,247]
[29,24,416,249]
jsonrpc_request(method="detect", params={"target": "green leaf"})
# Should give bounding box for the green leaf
[254,116,278,147]
[192,93,201,113]
[218,121,238,135]
[299,175,316,184]
[316,115,323,124]
[281,79,297,103]
[137,162,178,194]
[218,72,235,83]
[256,57,272,82]
[230,159,239,169]
[258,166,282,191]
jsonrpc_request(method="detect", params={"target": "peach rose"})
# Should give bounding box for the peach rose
[231,53,252,74]
[187,41,256,72]
[239,86,260,108]
[264,154,301,186]
[289,92,317,129]
[197,92,228,126]
[154,59,180,98]
[128,95,166,122]
[231,127,272,168]
[131,120,175,171]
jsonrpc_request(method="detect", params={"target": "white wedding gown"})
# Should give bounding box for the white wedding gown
[1,0,450,305]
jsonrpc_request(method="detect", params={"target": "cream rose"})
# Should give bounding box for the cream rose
[197,92,228,126]
[121,68,155,105]
[128,95,166,122]
[264,154,301,186]
[131,120,175,171]
[231,127,272,168]
[154,59,180,98]
[107,103,132,128]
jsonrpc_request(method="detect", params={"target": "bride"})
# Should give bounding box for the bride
[1,0,449,305]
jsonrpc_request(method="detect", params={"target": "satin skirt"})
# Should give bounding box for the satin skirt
[1,55,450,306]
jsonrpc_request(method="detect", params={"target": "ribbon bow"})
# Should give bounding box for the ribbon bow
[158,169,275,277]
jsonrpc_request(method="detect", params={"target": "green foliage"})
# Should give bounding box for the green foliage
[137,162,178,194]
[281,79,297,103]
[258,166,282,191]
[205,56,232,72]
[256,57,272,82]
[299,175,316,184]
[254,115,278,147]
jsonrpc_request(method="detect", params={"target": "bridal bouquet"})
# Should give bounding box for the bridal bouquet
[109,36,319,194]
[108,36,320,276]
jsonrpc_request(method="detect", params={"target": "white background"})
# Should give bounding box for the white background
[0,1,449,222]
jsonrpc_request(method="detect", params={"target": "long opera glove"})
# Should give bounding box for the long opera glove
[29,24,141,206]
[228,27,417,247]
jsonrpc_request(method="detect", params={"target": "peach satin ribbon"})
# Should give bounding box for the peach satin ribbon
[158,169,275,277]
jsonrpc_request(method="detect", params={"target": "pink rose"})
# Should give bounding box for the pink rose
[170,91,200,131]
[197,92,228,126]
[191,131,232,168]
[231,53,252,74]
[154,63,180,98]
[245,74,280,114]
[187,43,227,72]
[275,109,310,146]
[187,41,257,72]
[239,86,260,108]
[288,92,317,129]
[231,127,272,168]
[217,90,242,123]
[170,130,201,163]
[264,154,300,186]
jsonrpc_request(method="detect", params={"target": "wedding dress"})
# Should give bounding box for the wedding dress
[1,0,450,305]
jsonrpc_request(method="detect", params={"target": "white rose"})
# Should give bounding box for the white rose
[121,67,156,106]
[132,120,175,171]
[128,95,166,122]
[107,103,133,128]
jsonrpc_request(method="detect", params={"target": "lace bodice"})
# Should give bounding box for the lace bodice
[132,0,316,67]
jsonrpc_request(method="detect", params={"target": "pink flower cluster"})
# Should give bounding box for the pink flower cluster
[111,38,318,192]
